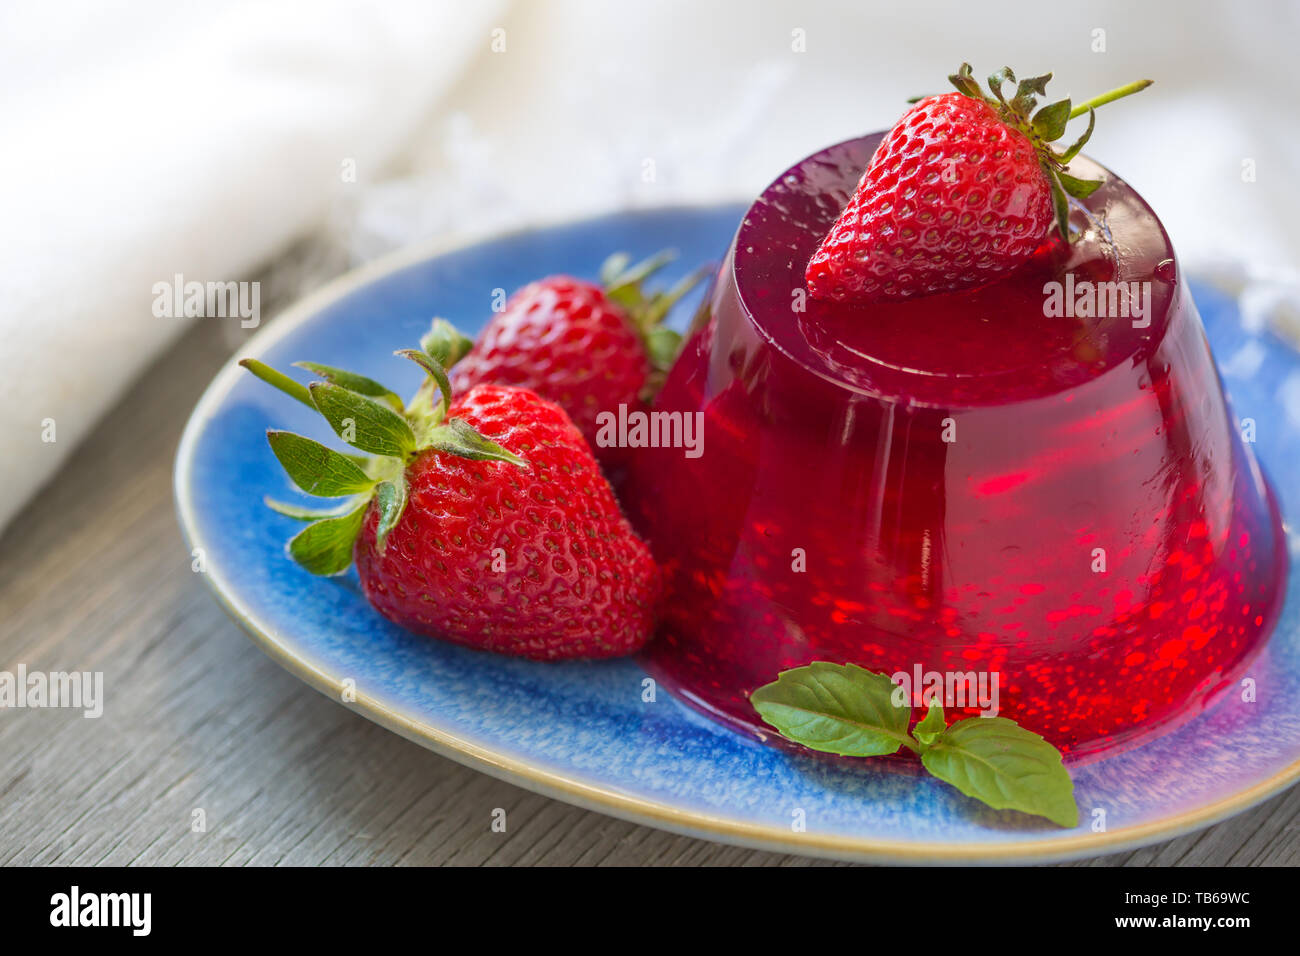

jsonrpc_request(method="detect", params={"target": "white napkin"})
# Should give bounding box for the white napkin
[0,0,505,532]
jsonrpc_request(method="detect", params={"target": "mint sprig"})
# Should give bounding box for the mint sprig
[751,663,1078,827]
[749,662,912,757]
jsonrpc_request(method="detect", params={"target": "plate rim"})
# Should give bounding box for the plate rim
[174,203,1300,864]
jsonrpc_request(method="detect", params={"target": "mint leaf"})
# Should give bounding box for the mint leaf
[294,362,404,412]
[751,662,914,757]
[286,500,369,575]
[921,717,1078,827]
[427,418,527,466]
[309,382,416,458]
[912,699,946,748]
[266,430,377,497]
[372,476,408,550]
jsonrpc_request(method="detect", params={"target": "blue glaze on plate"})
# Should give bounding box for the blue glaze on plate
[176,205,1300,862]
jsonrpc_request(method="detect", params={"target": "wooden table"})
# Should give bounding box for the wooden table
[2,249,1296,866]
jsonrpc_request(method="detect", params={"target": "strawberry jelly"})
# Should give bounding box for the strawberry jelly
[628,133,1286,758]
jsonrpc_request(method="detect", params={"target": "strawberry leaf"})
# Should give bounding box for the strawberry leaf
[309,382,416,458]
[426,418,527,466]
[947,62,983,99]
[1058,107,1096,163]
[287,500,369,576]
[1011,72,1052,116]
[239,359,314,409]
[1047,169,1072,242]
[604,249,677,300]
[264,496,363,521]
[921,717,1079,827]
[1056,170,1104,199]
[397,348,455,422]
[372,476,408,550]
[419,318,474,371]
[986,66,1015,106]
[1031,98,1072,142]
[642,263,711,328]
[266,430,377,497]
[599,252,633,286]
[645,327,683,372]
[294,362,403,412]
[750,662,914,757]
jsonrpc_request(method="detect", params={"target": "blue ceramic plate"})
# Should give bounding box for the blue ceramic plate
[176,205,1300,863]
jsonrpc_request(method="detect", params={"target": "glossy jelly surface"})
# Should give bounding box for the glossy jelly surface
[628,134,1287,757]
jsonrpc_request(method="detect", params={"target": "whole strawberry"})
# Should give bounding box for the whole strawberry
[806,64,1151,303]
[449,252,704,465]
[240,320,660,660]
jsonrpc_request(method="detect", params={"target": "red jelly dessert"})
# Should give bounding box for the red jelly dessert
[628,133,1287,757]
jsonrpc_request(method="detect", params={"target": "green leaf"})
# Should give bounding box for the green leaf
[419,318,474,370]
[1058,107,1095,163]
[372,476,408,550]
[397,347,455,422]
[921,717,1079,827]
[309,382,416,458]
[264,496,363,521]
[1047,168,1071,241]
[947,63,982,100]
[645,327,683,372]
[1031,98,1071,142]
[294,362,404,411]
[1056,170,1103,199]
[642,263,711,328]
[605,249,676,300]
[750,662,914,757]
[426,418,527,466]
[913,699,947,749]
[266,430,377,497]
[599,252,633,286]
[986,66,1015,106]
[1011,72,1052,116]
[240,358,315,409]
[286,500,369,576]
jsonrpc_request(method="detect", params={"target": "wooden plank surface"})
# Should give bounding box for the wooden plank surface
[1,246,1296,866]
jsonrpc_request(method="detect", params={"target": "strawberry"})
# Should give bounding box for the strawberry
[240,319,660,660]
[449,252,705,466]
[806,64,1151,303]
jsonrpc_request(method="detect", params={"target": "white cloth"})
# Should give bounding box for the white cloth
[0,0,505,531]
[3,0,1299,533]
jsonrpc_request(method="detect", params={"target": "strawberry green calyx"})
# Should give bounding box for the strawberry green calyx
[238,318,525,575]
[944,63,1152,241]
[598,250,709,374]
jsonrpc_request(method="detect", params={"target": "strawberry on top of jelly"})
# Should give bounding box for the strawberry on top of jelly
[740,137,1174,406]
